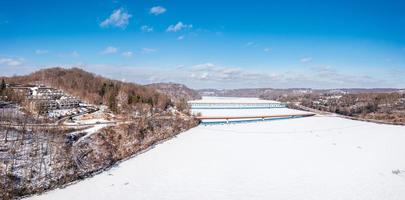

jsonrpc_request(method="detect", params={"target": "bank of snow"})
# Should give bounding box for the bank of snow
[29,115,405,200]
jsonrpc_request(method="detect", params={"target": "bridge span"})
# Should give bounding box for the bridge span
[196,113,316,125]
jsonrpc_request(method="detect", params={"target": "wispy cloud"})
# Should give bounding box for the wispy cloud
[57,51,80,58]
[141,48,157,54]
[244,41,261,48]
[300,57,312,63]
[166,22,192,32]
[192,63,216,71]
[101,46,118,54]
[0,57,23,66]
[177,35,185,40]
[264,48,271,52]
[35,49,49,55]
[307,65,384,87]
[122,51,133,57]
[186,63,274,83]
[141,25,153,32]
[150,6,166,15]
[100,8,132,29]
[175,64,186,69]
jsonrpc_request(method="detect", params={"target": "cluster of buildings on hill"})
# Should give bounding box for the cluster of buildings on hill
[9,84,81,113]
[4,84,94,119]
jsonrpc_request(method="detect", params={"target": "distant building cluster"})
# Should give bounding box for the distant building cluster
[9,84,81,114]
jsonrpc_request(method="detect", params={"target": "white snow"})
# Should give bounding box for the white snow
[65,118,110,125]
[66,118,113,141]
[28,97,405,200]
[75,124,109,142]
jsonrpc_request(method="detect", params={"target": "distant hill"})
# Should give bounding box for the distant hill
[198,88,405,98]
[147,82,201,102]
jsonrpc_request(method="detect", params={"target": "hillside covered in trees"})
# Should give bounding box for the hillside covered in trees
[147,82,201,102]
[2,67,175,114]
[274,92,405,125]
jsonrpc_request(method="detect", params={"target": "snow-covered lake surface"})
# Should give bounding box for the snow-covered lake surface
[29,97,405,200]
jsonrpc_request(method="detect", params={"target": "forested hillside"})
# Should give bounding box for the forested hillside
[3,67,172,114]
[147,82,201,102]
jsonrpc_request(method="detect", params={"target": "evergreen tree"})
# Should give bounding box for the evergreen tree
[0,79,5,95]
[99,83,107,97]
[1,79,5,91]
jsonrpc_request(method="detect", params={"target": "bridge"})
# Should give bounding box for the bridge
[196,113,316,124]
[188,97,286,109]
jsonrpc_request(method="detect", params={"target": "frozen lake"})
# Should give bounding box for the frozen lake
[29,97,405,200]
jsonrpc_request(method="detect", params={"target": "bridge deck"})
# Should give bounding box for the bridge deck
[196,113,315,120]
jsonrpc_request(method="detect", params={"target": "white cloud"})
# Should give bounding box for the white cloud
[122,51,133,57]
[300,57,312,63]
[264,48,271,52]
[100,8,132,29]
[141,25,153,32]
[0,57,23,66]
[141,48,157,54]
[176,64,186,69]
[101,46,118,54]
[177,35,185,40]
[198,72,209,80]
[150,6,166,15]
[35,49,49,54]
[186,63,272,83]
[192,63,216,71]
[166,22,192,32]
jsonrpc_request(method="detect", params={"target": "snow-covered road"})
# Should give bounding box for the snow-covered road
[29,114,405,200]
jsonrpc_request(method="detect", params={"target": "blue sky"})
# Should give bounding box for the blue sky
[1,0,405,89]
